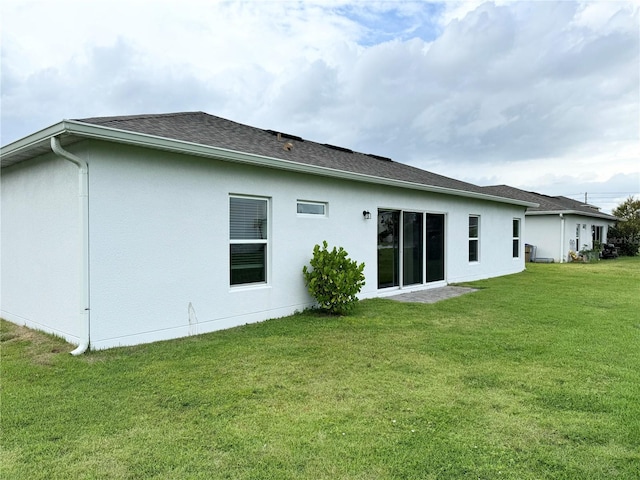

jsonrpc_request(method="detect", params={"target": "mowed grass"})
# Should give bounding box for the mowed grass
[2,258,639,479]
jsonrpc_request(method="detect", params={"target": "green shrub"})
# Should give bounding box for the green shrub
[302,241,365,315]
[579,244,600,262]
[607,224,639,256]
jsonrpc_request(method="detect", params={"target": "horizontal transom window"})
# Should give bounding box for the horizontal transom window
[297,200,327,216]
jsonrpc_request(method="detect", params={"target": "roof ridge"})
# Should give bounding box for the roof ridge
[74,111,206,124]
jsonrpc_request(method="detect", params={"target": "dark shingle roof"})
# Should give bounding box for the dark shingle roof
[482,185,617,219]
[75,111,492,195]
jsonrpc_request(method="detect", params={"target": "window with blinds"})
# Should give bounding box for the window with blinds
[230,196,268,285]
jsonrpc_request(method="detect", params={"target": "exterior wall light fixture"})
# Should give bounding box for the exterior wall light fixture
[363,210,371,219]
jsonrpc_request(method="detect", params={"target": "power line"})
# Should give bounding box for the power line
[564,192,639,197]
[564,193,638,204]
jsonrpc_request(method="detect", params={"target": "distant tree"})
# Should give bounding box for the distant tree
[609,196,640,256]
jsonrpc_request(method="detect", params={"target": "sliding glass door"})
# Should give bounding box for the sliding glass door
[378,210,445,289]
[403,212,423,285]
[426,214,445,282]
[378,210,400,288]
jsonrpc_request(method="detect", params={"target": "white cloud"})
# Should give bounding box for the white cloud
[1,0,638,212]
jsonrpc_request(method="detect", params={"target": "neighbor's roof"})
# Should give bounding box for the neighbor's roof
[482,185,617,220]
[1,111,536,207]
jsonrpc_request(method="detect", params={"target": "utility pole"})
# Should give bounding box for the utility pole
[584,192,588,204]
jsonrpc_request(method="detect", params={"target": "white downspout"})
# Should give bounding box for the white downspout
[51,137,90,355]
[559,213,565,263]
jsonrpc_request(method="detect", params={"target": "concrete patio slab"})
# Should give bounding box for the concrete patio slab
[386,286,478,304]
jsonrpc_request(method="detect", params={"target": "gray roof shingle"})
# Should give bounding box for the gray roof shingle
[75,111,493,195]
[482,185,617,219]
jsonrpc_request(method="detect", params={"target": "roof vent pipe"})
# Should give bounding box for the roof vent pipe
[50,137,90,355]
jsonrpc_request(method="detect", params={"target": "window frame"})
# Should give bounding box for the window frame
[512,218,521,258]
[229,195,269,287]
[468,215,480,263]
[377,209,446,289]
[296,200,327,217]
[593,225,603,244]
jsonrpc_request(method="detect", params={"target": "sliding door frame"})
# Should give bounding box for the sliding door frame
[377,209,446,291]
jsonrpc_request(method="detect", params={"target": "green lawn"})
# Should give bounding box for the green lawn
[2,258,639,479]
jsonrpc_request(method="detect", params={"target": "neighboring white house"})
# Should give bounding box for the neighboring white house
[482,185,617,263]
[1,112,536,352]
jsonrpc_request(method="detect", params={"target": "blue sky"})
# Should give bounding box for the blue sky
[336,2,445,45]
[1,0,638,213]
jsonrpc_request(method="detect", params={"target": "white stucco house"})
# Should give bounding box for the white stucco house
[1,112,536,352]
[482,185,617,263]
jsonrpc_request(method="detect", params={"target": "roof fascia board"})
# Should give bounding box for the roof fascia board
[1,121,67,157]
[62,121,538,207]
[526,210,617,220]
[4,119,537,208]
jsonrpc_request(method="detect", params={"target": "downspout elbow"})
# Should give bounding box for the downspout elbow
[51,136,88,172]
[70,341,89,356]
[51,137,90,355]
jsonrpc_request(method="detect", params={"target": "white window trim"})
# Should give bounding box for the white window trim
[296,200,328,217]
[513,218,521,258]
[229,194,270,287]
[593,225,603,244]
[469,215,480,263]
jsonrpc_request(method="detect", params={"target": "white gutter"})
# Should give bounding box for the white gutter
[50,137,90,355]
[2,120,536,208]
[526,209,617,221]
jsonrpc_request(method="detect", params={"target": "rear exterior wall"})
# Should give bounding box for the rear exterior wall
[2,140,526,349]
[83,141,525,349]
[526,214,614,263]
